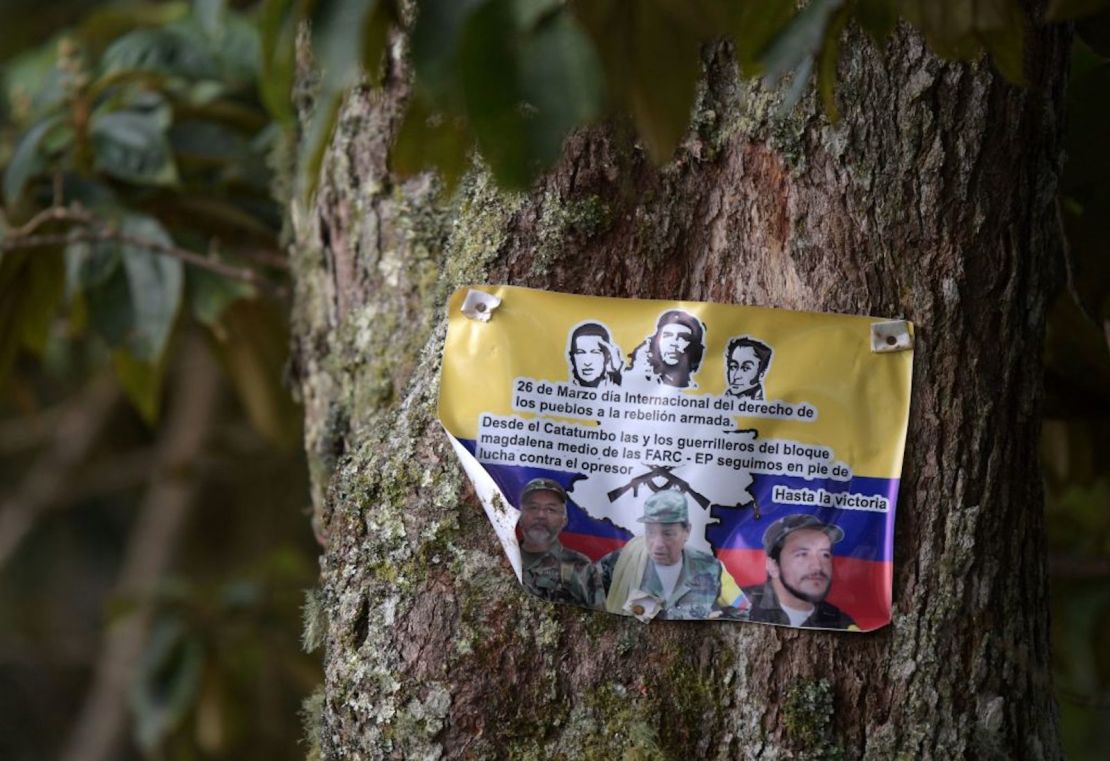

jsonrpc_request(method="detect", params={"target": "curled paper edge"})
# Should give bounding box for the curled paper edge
[444,425,522,580]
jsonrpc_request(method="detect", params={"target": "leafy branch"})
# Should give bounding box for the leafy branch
[1,0,290,425]
[0,203,283,294]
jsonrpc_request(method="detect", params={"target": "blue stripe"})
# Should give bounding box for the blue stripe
[456,438,897,558]
[457,438,632,541]
[707,474,897,561]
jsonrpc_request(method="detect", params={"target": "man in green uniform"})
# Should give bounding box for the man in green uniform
[598,490,735,621]
[743,514,858,630]
[517,478,602,609]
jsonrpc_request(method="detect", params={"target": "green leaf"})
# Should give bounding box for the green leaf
[295,90,342,202]
[101,25,219,80]
[259,0,298,122]
[212,12,262,85]
[1047,0,1110,21]
[762,0,844,85]
[124,90,174,131]
[85,265,135,348]
[981,15,1025,85]
[406,1,603,188]
[899,0,977,59]
[129,618,205,749]
[391,94,475,191]
[298,0,396,199]
[194,0,226,40]
[66,234,121,293]
[0,251,66,389]
[513,0,565,29]
[16,252,65,354]
[817,7,851,122]
[723,0,796,75]
[518,10,606,167]
[82,215,183,363]
[2,43,66,122]
[362,0,400,87]
[410,0,487,109]
[898,0,1026,77]
[77,2,191,55]
[118,216,184,361]
[573,0,707,163]
[112,348,167,424]
[60,174,120,213]
[4,114,64,206]
[188,267,255,326]
[311,0,380,94]
[853,0,898,44]
[458,0,531,187]
[90,110,179,186]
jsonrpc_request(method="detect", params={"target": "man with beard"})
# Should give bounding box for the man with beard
[568,322,622,388]
[625,310,706,389]
[744,514,858,629]
[517,478,603,608]
[725,336,772,400]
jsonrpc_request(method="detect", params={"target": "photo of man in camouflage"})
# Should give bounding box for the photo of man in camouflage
[744,514,858,630]
[517,478,603,608]
[597,490,744,621]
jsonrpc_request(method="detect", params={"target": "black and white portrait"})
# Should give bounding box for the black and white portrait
[626,310,706,389]
[567,322,623,388]
[724,336,773,400]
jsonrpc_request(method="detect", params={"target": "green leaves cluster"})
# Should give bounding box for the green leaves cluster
[291,0,1037,195]
[1,0,291,433]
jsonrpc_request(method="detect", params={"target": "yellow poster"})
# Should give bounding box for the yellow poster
[439,286,913,631]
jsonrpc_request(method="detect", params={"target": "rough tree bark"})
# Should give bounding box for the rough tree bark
[288,17,1070,761]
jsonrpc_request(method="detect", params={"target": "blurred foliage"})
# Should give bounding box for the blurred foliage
[2,0,1110,759]
[0,0,291,435]
[0,1,313,759]
[288,0,1032,196]
[1043,20,1110,741]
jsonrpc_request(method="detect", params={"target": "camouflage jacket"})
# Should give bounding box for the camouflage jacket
[521,543,604,609]
[598,547,723,621]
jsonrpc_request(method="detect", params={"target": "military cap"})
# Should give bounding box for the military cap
[521,477,566,503]
[636,490,689,524]
[762,514,844,555]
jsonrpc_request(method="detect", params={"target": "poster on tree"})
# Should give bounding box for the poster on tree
[438,286,913,631]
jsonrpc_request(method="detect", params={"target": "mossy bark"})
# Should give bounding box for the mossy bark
[289,22,1069,761]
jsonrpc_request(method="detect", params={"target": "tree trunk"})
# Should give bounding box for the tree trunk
[289,19,1070,761]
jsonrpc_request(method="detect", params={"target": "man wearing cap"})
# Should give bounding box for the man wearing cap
[517,478,603,609]
[597,490,743,621]
[744,513,857,629]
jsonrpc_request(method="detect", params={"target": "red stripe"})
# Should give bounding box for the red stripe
[717,548,891,632]
[554,536,891,631]
[558,532,625,561]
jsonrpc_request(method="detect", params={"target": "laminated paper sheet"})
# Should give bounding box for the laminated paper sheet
[438,286,913,631]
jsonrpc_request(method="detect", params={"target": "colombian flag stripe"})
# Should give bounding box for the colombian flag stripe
[462,439,898,563]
